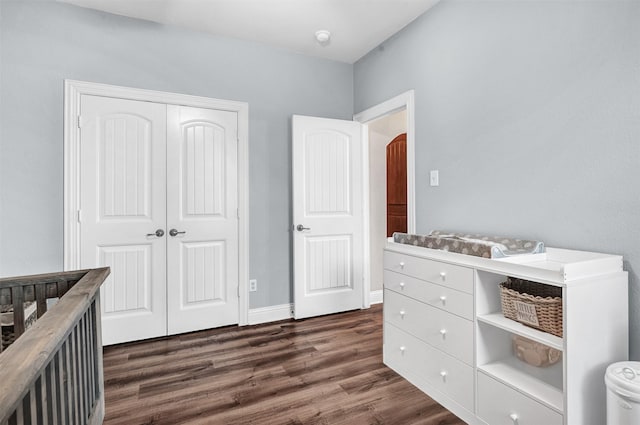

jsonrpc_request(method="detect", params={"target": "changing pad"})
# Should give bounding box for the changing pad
[392,230,545,258]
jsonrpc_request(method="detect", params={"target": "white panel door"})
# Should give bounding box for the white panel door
[80,95,167,345]
[166,105,239,334]
[292,115,364,319]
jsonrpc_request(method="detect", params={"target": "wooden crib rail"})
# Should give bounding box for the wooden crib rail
[0,267,110,425]
[0,270,88,349]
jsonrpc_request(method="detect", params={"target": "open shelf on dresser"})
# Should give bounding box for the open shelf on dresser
[477,313,563,351]
[476,319,564,407]
[478,357,564,413]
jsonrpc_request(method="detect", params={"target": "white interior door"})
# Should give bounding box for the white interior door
[292,115,364,319]
[166,105,239,334]
[80,95,168,345]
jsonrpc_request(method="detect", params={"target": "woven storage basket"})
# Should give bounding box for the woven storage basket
[500,277,563,337]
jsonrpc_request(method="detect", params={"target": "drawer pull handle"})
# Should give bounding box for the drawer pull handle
[399,346,406,354]
[509,413,519,423]
[440,371,447,381]
[399,282,405,289]
[399,310,406,318]
[439,271,446,280]
[439,295,447,304]
[399,262,405,269]
[439,329,447,338]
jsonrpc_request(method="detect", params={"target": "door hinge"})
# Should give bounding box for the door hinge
[237,286,240,297]
[76,210,82,223]
[237,208,240,219]
[77,115,82,129]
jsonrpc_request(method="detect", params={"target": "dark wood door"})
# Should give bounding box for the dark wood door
[386,133,407,237]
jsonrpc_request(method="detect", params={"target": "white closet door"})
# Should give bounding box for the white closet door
[292,115,365,319]
[80,95,168,345]
[166,105,239,334]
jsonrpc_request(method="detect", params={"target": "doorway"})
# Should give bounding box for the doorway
[353,90,415,303]
[367,111,407,297]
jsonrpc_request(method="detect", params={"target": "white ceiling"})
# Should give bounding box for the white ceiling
[58,0,440,63]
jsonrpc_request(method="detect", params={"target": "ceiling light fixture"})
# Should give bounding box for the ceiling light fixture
[315,30,331,46]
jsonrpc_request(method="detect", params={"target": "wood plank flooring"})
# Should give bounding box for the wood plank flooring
[103,305,466,425]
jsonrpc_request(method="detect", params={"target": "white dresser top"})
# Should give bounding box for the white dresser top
[385,240,624,286]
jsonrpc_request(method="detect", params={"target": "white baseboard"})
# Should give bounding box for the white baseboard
[370,290,383,305]
[248,303,293,325]
[248,293,383,326]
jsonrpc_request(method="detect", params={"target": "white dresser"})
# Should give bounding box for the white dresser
[383,242,628,425]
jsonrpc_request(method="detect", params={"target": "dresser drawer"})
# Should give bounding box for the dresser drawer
[384,250,474,294]
[384,323,474,412]
[384,290,473,365]
[477,372,563,425]
[384,270,473,320]
[384,321,429,378]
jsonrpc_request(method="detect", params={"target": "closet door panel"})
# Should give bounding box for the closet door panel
[80,95,168,345]
[166,105,240,334]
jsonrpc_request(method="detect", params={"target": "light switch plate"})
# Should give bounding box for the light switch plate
[430,170,439,186]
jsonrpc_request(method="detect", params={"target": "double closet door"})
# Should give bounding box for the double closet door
[79,95,239,345]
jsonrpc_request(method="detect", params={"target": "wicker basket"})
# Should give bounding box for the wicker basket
[500,277,563,337]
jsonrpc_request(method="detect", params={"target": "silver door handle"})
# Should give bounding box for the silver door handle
[296,224,310,231]
[169,229,186,237]
[146,229,165,237]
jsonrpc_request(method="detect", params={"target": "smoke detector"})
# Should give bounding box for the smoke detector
[315,30,331,46]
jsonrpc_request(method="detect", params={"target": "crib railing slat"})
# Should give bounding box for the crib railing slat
[35,285,47,319]
[21,391,30,425]
[77,321,86,423]
[33,378,40,425]
[61,340,70,425]
[45,363,55,425]
[86,309,95,410]
[9,406,18,425]
[88,293,105,425]
[53,352,62,425]
[69,333,78,425]
[38,371,48,425]
[80,314,89,421]
[11,287,25,338]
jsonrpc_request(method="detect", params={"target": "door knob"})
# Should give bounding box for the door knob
[169,229,186,237]
[296,224,310,231]
[146,229,164,237]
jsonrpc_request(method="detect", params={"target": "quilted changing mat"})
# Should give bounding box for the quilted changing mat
[392,230,545,259]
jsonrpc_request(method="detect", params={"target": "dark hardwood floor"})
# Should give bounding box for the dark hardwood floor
[103,304,466,425]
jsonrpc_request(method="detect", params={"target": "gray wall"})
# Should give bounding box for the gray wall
[0,0,354,308]
[355,0,640,357]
